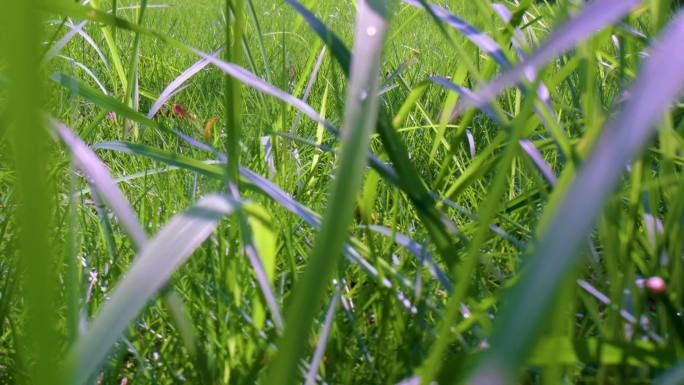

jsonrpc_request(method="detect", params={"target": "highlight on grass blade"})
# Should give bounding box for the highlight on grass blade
[460,0,641,112]
[52,118,147,247]
[265,2,390,383]
[468,10,684,385]
[403,0,510,67]
[63,194,241,385]
[148,47,222,118]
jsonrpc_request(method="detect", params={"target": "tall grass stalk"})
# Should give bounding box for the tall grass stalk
[265,1,390,383]
[1,1,60,384]
[225,0,244,187]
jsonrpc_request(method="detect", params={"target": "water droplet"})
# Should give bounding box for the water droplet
[366,26,377,36]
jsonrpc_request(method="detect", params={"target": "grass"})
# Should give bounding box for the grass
[2,0,684,384]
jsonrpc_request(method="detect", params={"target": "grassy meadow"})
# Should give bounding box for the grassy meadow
[2,0,684,384]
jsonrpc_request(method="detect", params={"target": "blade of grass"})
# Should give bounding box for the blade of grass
[2,1,59,384]
[53,119,215,384]
[266,4,390,382]
[283,0,463,268]
[246,0,272,83]
[88,0,128,93]
[53,119,147,246]
[148,47,222,118]
[225,0,244,186]
[58,55,111,95]
[303,291,339,385]
[460,0,640,112]
[467,10,684,385]
[403,0,510,67]
[53,72,158,129]
[518,139,557,186]
[62,194,241,385]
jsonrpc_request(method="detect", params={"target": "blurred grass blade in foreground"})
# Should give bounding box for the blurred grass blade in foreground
[467,9,684,385]
[1,0,60,384]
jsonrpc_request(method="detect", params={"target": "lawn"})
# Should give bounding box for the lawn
[1,0,684,384]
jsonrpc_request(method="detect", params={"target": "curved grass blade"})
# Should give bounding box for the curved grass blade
[189,46,340,135]
[303,291,339,385]
[62,194,240,385]
[467,10,684,385]
[518,139,557,186]
[58,55,110,95]
[403,0,510,67]
[283,0,350,74]
[44,20,87,64]
[53,72,158,129]
[54,119,216,383]
[52,119,147,247]
[460,0,640,112]
[64,19,110,70]
[148,47,223,118]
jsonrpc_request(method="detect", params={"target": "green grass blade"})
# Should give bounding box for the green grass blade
[304,291,339,385]
[148,47,222,118]
[468,10,684,385]
[460,0,640,112]
[52,119,148,246]
[265,3,390,383]
[1,1,59,384]
[53,72,158,129]
[88,0,128,93]
[124,0,149,138]
[62,194,241,384]
[283,0,462,268]
[225,0,245,185]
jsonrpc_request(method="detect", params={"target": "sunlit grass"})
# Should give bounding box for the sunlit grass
[2,0,684,384]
